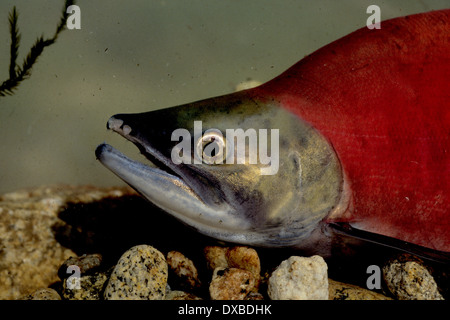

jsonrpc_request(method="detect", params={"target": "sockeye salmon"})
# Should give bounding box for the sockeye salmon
[96,10,450,263]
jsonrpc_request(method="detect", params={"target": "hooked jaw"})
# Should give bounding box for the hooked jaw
[95,143,202,213]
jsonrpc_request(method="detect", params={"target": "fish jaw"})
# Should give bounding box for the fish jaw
[95,141,310,246]
[95,143,254,238]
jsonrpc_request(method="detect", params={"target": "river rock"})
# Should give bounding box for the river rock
[58,253,103,279]
[328,279,392,300]
[226,246,261,288]
[0,185,133,300]
[209,267,256,300]
[204,246,228,270]
[383,255,444,300]
[245,292,265,300]
[103,244,168,300]
[20,288,61,300]
[267,255,328,300]
[167,251,201,290]
[58,253,110,300]
[205,246,261,288]
[62,270,110,300]
[165,290,202,300]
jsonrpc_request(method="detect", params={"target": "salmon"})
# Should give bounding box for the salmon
[96,10,449,262]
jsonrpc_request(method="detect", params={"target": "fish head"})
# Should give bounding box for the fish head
[96,91,344,247]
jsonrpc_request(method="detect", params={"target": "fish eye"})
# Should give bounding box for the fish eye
[196,130,227,164]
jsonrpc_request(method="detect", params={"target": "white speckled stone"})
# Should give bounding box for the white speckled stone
[104,245,168,300]
[268,255,328,300]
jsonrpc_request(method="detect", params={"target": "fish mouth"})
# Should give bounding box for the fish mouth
[95,115,202,203]
[94,143,206,215]
[95,115,249,234]
[105,116,186,184]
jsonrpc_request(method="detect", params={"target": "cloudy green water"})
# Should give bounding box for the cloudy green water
[0,0,448,194]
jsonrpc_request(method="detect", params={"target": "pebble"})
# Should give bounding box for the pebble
[205,246,261,288]
[63,271,110,300]
[209,267,256,300]
[226,246,261,288]
[167,251,201,290]
[58,253,103,280]
[58,253,110,300]
[328,279,391,300]
[103,245,168,300]
[4,185,447,300]
[204,246,229,270]
[267,255,328,300]
[383,254,444,300]
[20,288,61,300]
[165,290,202,300]
[245,292,265,300]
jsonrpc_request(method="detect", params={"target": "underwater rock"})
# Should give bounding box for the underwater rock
[226,246,261,289]
[167,251,201,290]
[165,290,202,300]
[58,253,103,279]
[205,246,261,288]
[103,244,168,300]
[0,185,134,300]
[245,292,265,300]
[209,267,256,300]
[59,253,110,300]
[267,255,328,300]
[62,270,110,300]
[20,288,61,300]
[382,255,444,300]
[204,246,229,270]
[328,279,392,300]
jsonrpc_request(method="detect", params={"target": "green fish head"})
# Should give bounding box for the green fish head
[96,92,343,247]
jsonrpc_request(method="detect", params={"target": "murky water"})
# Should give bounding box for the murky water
[0,0,448,194]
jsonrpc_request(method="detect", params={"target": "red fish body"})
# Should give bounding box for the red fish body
[251,10,450,252]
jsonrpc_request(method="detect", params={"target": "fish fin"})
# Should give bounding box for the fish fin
[329,222,450,265]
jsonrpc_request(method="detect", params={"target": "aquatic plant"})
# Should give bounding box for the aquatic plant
[0,0,75,97]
